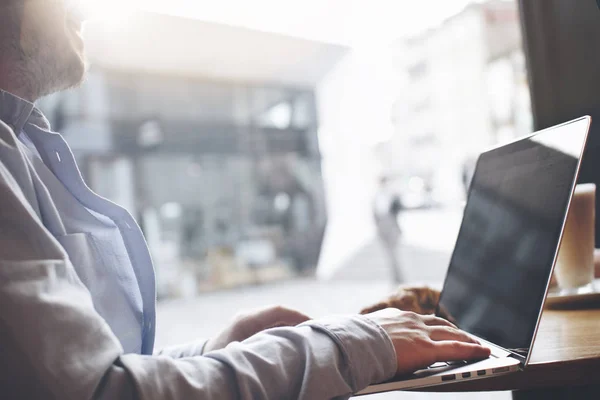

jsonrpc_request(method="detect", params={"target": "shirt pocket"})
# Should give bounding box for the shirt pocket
[54,232,144,353]
[54,232,122,309]
[54,233,98,287]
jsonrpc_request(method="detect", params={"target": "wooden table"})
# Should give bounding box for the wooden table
[419,307,600,395]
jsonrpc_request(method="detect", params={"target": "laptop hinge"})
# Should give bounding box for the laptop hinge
[506,348,528,363]
[473,336,512,359]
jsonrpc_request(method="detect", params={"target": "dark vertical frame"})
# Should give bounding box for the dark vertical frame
[519,0,600,247]
[518,2,600,397]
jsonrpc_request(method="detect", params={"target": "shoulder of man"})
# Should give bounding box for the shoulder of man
[0,119,42,215]
[0,119,24,148]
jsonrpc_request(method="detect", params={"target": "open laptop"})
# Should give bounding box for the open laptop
[359,116,592,395]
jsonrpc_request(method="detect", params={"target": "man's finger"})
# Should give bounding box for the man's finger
[428,326,479,344]
[268,316,311,328]
[433,341,491,362]
[277,309,311,325]
[421,314,457,328]
[259,306,311,327]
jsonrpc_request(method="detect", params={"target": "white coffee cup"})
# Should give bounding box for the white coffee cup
[554,183,596,292]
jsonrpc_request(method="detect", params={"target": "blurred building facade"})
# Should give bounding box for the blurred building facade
[37,13,348,298]
[381,0,532,204]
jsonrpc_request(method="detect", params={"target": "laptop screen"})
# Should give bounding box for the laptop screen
[436,117,590,355]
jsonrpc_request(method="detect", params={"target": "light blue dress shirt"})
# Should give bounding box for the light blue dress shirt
[0,89,156,354]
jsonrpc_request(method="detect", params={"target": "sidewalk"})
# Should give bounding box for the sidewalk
[332,207,463,284]
[330,239,452,284]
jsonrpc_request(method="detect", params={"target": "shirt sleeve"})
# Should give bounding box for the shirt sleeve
[0,127,397,399]
[155,339,208,358]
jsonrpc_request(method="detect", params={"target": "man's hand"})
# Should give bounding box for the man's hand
[204,305,311,353]
[360,286,441,315]
[365,308,490,375]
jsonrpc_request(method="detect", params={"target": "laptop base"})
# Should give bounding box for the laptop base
[357,357,520,395]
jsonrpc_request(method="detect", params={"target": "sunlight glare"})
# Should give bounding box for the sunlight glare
[76,0,476,46]
[78,0,139,24]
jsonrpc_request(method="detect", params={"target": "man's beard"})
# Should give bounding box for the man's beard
[0,2,88,101]
[16,35,87,100]
[4,9,87,101]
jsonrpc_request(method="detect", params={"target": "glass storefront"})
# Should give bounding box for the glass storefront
[38,69,327,298]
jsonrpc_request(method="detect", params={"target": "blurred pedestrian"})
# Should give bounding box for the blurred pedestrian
[373,176,404,283]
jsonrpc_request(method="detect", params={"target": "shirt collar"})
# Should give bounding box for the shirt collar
[0,89,51,132]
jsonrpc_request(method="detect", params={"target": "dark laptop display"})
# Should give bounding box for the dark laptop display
[437,118,590,354]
